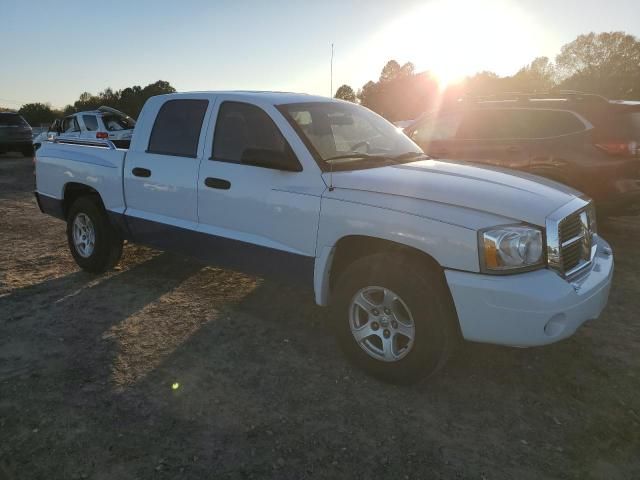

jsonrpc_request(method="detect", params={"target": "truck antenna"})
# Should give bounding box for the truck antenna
[328,159,334,192]
[330,43,334,97]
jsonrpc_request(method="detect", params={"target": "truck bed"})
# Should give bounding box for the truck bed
[35,138,128,216]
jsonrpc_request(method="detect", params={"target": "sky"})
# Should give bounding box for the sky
[1,0,639,109]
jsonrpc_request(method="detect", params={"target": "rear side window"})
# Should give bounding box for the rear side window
[148,99,209,157]
[526,110,586,137]
[212,101,294,166]
[411,114,461,143]
[457,109,585,140]
[82,115,99,131]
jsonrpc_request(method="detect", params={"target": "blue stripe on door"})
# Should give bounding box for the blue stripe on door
[124,214,315,287]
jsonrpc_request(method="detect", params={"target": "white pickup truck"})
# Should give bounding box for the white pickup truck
[33,106,135,151]
[34,91,614,383]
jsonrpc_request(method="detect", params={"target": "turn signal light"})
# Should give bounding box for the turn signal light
[96,132,108,139]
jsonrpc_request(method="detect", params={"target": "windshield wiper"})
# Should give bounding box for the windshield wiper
[324,152,384,163]
[323,151,430,167]
[324,151,429,164]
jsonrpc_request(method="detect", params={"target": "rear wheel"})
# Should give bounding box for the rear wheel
[66,196,123,273]
[332,253,458,384]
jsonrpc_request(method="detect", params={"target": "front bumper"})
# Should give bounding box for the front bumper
[445,236,614,347]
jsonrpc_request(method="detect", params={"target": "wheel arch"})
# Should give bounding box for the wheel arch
[62,182,105,219]
[316,235,448,307]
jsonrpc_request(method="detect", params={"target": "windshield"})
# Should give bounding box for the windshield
[0,113,29,127]
[277,101,423,170]
[101,113,135,131]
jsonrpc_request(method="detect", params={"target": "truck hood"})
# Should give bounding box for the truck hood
[323,159,581,227]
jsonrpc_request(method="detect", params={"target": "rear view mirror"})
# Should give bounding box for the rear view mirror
[241,148,302,172]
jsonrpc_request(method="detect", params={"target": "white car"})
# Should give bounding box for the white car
[34,91,614,383]
[32,119,60,150]
[33,107,135,150]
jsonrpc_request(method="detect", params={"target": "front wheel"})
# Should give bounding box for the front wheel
[66,196,123,273]
[332,253,458,384]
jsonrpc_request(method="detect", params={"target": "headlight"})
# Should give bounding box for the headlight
[479,225,544,273]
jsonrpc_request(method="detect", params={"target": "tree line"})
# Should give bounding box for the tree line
[9,31,640,126]
[335,31,640,121]
[13,80,176,126]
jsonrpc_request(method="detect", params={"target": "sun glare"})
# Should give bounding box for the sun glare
[356,0,541,89]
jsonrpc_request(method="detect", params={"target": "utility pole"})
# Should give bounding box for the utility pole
[330,43,334,97]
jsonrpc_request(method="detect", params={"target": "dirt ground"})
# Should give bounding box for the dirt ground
[0,152,639,480]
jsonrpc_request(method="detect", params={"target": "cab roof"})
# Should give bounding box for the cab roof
[158,90,340,105]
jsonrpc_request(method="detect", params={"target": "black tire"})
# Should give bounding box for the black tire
[66,196,123,273]
[331,253,459,384]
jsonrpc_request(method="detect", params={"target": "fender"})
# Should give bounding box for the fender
[313,196,480,306]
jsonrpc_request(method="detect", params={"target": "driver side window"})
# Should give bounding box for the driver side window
[212,101,296,168]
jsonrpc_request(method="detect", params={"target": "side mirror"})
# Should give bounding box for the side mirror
[241,148,301,172]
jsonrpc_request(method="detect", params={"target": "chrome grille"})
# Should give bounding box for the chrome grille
[546,198,597,278]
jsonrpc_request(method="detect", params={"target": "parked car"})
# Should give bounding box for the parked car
[35,106,136,150]
[0,112,33,156]
[34,91,614,383]
[405,92,640,216]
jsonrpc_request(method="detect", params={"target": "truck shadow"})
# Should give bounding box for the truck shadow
[0,252,202,382]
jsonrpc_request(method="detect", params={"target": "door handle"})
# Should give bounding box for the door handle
[132,167,151,178]
[205,177,231,190]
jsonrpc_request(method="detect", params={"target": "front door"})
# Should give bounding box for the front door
[196,98,324,284]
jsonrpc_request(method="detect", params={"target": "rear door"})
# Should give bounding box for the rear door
[123,97,211,244]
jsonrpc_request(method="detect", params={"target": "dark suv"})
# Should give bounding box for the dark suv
[405,92,640,216]
[0,112,33,157]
